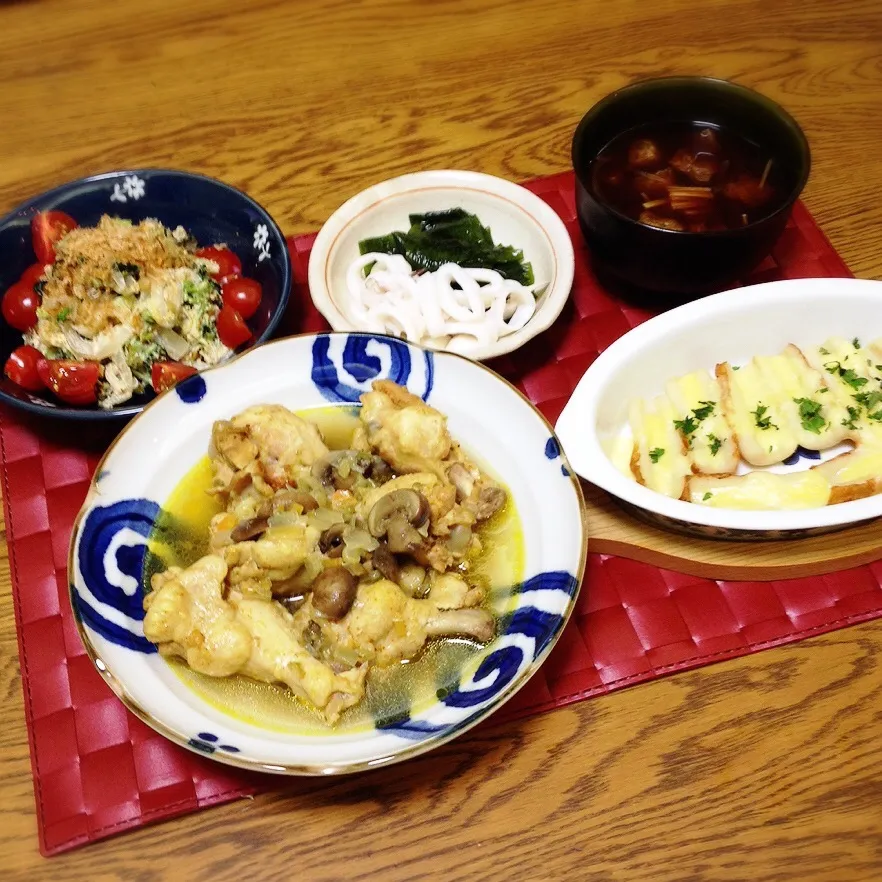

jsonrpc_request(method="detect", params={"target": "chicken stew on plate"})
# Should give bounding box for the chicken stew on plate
[142,379,517,726]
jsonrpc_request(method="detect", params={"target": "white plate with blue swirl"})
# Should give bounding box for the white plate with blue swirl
[69,332,587,774]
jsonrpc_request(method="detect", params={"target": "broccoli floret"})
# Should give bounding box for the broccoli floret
[182,277,221,311]
[124,334,167,386]
[181,277,222,347]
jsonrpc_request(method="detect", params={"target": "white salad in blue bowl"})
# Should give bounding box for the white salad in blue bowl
[69,332,587,773]
[0,169,290,421]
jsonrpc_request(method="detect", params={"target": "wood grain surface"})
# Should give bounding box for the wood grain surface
[2,0,882,878]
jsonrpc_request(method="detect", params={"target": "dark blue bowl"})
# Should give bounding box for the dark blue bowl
[0,169,291,421]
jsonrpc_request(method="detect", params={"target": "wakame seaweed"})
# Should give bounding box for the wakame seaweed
[358,209,534,285]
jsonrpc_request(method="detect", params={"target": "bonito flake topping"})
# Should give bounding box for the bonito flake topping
[24,215,233,408]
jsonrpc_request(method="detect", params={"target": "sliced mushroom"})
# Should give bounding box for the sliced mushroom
[386,516,424,554]
[274,488,319,513]
[302,620,324,658]
[398,563,428,598]
[365,456,393,484]
[474,486,506,521]
[425,608,495,643]
[311,452,343,486]
[271,573,309,599]
[278,593,308,613]
[447,524,472,554]
[319,523,346,558]
[367,489,430,538]
[312,567,357,620]
[311,450,361,490]
[371,543,400,583]
[447,463,475,502]
[230,515,270,543]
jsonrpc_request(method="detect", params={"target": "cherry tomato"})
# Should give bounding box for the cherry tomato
[31,210,77,265]
[195,246,242,282]
[2,281,40,331]
[4,345,45,391]
[19,263,47,288]
[151,361,198,394]
[221,276,262,320]
[216,305,251,349]
[37,359,100,406]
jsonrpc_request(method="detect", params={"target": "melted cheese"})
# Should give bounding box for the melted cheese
[621,335,882,510]
[628,396,690,499]
[601,434,635,478]
[688,470,831,510]
[720,360,795,466]
[664,371,738,474]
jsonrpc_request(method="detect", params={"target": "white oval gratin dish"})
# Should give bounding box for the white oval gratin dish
[555,277,882,539]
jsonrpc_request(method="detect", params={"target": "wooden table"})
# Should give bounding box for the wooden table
[2,0,882,878]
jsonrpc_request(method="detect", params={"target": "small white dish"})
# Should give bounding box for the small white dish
[70,332,587,774]
[307,170,575,361]
[555,277,882,539]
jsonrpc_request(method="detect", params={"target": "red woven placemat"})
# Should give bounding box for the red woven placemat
[5,171,877,858]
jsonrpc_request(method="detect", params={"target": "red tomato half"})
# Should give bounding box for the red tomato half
[216,305,251,349]
[20,263,47,288]
[221,276,262,319]
[151,361,198,394]
[195,246,242,282]
[32,210,77,265]
[2,281,40,331]
[38,359,100,406]
[4,345,45,391]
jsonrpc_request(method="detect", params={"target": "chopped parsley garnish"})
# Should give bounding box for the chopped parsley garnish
[853,390,882,410]
[673,415,699,445]
[842,406,861,430]
[707,434,724,455]
[819,346,830,355]
[876,365,882,372]
[692,400,716,421]
[649,448,665,463]
[732,365,741,371]
[853,337,862,349]
[702,492,712,501]
[56,307,71,322]
[825,361,869,390]
[793,397,826,434]
[751,403,778,430]
[673,400,717,448]
[869,410,882,423]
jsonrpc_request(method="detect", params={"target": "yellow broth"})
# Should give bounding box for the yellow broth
[144,404,525,735]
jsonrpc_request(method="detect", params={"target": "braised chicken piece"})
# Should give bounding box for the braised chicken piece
[360,380,452,478]
[212,404,329,497]
[292,578,494,668]
[143,379,510,724]
[144,554,366,723]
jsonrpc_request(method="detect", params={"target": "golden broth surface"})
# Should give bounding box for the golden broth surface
[145,405,525,735]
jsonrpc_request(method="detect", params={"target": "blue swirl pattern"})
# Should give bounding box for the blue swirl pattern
[311,333,434,403]
[72,498,161,653]
[378,570,579,740]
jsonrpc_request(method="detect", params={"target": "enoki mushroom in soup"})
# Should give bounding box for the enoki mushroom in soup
[142,380,515,725]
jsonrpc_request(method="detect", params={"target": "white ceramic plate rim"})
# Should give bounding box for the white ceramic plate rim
[306,169,575,360]
[556,277,882,532]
